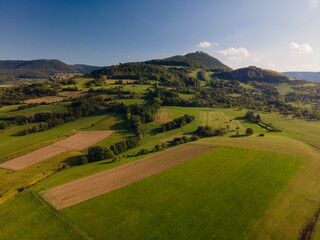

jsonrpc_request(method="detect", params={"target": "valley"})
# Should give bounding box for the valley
[0,51,320,240]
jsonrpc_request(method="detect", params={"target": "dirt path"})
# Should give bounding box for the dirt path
[0,131,113,171]
[41,144,212,210]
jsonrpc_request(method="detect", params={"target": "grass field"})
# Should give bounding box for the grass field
[0,104,319,240]
[1,104,67,117]
[0,112,132,163]
[58,147,304,240]
[0,151,82,204]
[179,93,194,99]
[199,110,245,131]
[260,112,320,143]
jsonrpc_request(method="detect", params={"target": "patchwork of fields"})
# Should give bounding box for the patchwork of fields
[1,101,320,240]
[0,131,113,170]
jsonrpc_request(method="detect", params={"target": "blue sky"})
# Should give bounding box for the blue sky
[0,0,319,71]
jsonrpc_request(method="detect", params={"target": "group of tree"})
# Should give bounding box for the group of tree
[20,96,105,135]
[0,82,59,105]
[161,114,195,132]
[244,111,281,132]
[195,126,228,137]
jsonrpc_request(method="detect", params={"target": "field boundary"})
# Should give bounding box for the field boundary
[0,130,114,170]
[42,144,213,209]
[32,191,93,240]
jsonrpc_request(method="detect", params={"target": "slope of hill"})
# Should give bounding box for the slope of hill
[0,60,100,84]
[72,64,101,74]
[216,66,292,83]
[282,71,320,82]
[144,55,203,68]
[145,51,231,71]
[185,51,232,71]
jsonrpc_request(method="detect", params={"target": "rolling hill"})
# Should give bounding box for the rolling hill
[282,71,320,82]
[185,51,232,70]
[145,51,231,71]
[216,66,293,83]
[0,60,100,84]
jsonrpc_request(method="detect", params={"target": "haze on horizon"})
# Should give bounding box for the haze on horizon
[0,0,319,72]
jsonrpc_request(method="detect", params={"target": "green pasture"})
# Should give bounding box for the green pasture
[59,147,304,240]
[260,112,320,143]
[1,104,67,117]
[179,93,194,99]
[199,110,245,131]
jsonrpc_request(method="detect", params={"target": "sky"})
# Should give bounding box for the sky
[0,0,319,71]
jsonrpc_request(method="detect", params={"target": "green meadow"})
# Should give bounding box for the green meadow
[59,147,304,240]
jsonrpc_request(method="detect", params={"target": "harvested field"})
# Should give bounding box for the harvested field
[155,108,170,123]
[0,131,113,171]
[58,91,85,98]
[25,96,64,103]
[41,144,212,210]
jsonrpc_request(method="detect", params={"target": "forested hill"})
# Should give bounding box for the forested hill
[215,66,293,83]
[144,55,203,68]
[145,51,231,71]
[185,51,232,71]
[282,72,320,82]
[0,59,100,84]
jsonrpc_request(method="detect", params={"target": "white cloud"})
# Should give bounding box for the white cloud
[197,42,211,48]
[266,60,277,69]
[310,0,318,8]
[290,42,313,53]
[218,47,250,61]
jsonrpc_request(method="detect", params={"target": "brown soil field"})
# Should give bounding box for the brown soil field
[58,91,85,98]
[155,108,171,123]
[0,131,113,171]
[25,96,64,103]
[41,144,212,210]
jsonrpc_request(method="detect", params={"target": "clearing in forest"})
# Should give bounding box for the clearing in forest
[0,131,114,171]
[41,144,212,210]
[155,108,170,123]
[199,110,245,131]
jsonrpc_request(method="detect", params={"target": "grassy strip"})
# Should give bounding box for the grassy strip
[33,191,93,240]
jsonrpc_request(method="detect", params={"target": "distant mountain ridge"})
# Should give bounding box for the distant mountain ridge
[145,51,231,71]
[282,72,320,82]
[0,59,100,84]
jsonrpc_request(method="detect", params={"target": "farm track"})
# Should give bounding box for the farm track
[42,144,213,210]
[0,131,114,170]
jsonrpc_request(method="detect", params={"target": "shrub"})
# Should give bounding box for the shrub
[246,128,254,135]
[259,133,265,137]
[138,149,149,155]
[87,146,114,162]
[190,135,200,141]
[181,136,189,143]
[161,143,168,149]
[79,156,88,165]
[155,145,162,151]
